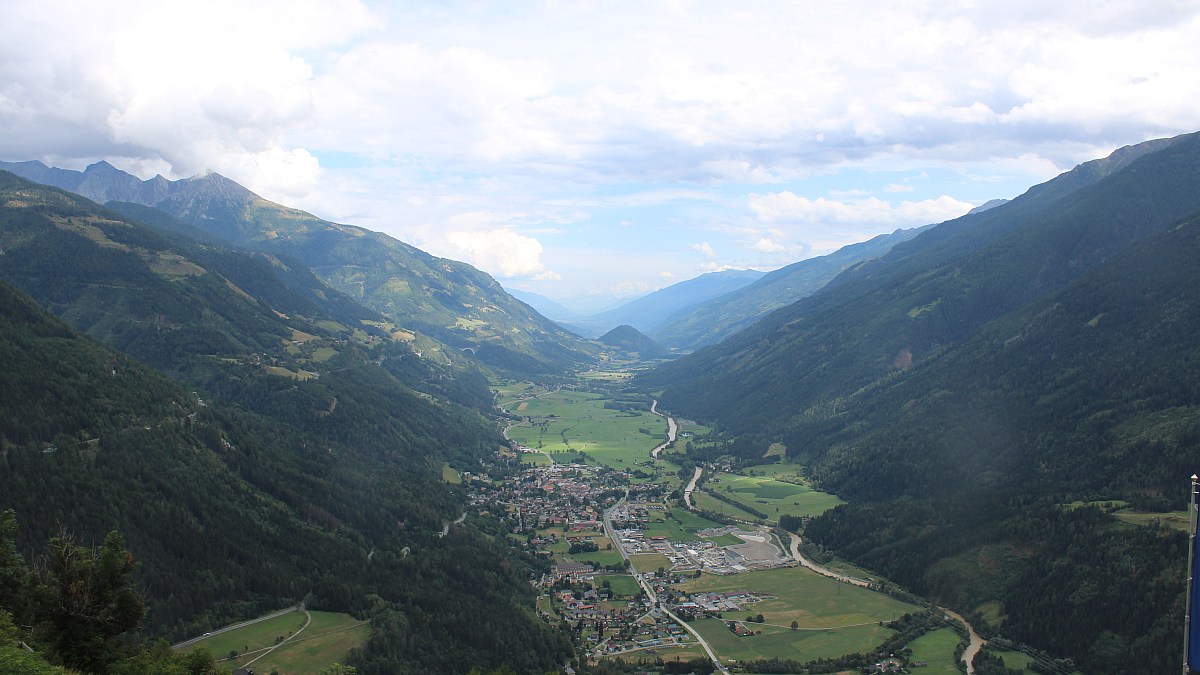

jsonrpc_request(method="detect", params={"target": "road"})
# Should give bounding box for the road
[786,532,984,673]
[601,493,731,675]
[502,421,553,463]
[648,400,678,459]
[786,532,870,587]
[241,609,313,668]
[172,605,303,649]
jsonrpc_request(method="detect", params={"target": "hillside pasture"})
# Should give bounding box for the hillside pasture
[178,610,368,674]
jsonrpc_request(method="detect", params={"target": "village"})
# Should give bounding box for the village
[462,457,799,660]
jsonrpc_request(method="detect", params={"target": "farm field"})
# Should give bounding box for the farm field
[571,546,626,568]
[904,627,963,674]
[629,553,672,573]
[674,567,917,629]
[990,647,1037,673]
[641,507,728,542]
[501,389,669,469]
[688,617,893,664]
[594,573,642,597]
[671,566,918,664]
[179,610,368,674]
[703,471,844,522]
[602,644,709,664]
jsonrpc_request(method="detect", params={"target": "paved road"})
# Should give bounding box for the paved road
[602,493,730,674]
[241,609,312,668]
[172,605,303,649]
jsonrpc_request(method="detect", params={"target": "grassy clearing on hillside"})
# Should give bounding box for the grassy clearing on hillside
[244,612,371,674]
[905,627,963,674]
[179,610,369,673]
[441,462,462,484]
[179,610,308,659]
[1113,508,1190,531]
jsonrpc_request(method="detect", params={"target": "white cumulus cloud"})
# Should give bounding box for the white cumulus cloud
[445,229,554,280]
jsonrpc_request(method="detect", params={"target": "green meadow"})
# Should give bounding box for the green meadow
[179,610,369,674]
[703,469,844,522]
[905,627,964,674]
[502,389,669,469]
[641,507,728,542]
[672,566,919,664]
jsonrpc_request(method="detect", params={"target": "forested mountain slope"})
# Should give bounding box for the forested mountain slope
[0,174,572,672]
[0,160,597,375]
[642,132,1200,674]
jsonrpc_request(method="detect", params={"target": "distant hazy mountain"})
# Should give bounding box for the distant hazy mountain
[597,324,668,359]
[968,197,1008,214]
[643,131,1200,673]
[505,287,581,320]
[652,227,928,350]
[559,269,765,337]
[0,160,598,375]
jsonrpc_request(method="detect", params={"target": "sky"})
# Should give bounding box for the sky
[2,0,1199,304]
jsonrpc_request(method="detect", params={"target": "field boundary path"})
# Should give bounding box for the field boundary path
[172,604,303,649]
[240,609,313,669]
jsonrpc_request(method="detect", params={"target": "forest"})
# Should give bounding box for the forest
[0,173,575,673]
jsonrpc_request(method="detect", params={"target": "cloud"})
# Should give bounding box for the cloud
[444,228,554,279]
[752,237,788,253]
[689,242,716,258]
[748,192,973,230]
[2,0,1199,297]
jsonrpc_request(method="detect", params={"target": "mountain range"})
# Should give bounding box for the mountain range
[0,173,571,672]
[643,131,1200,673]
[556,269,765,338]
[0,159,597,376]
[5,131,1200,673]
